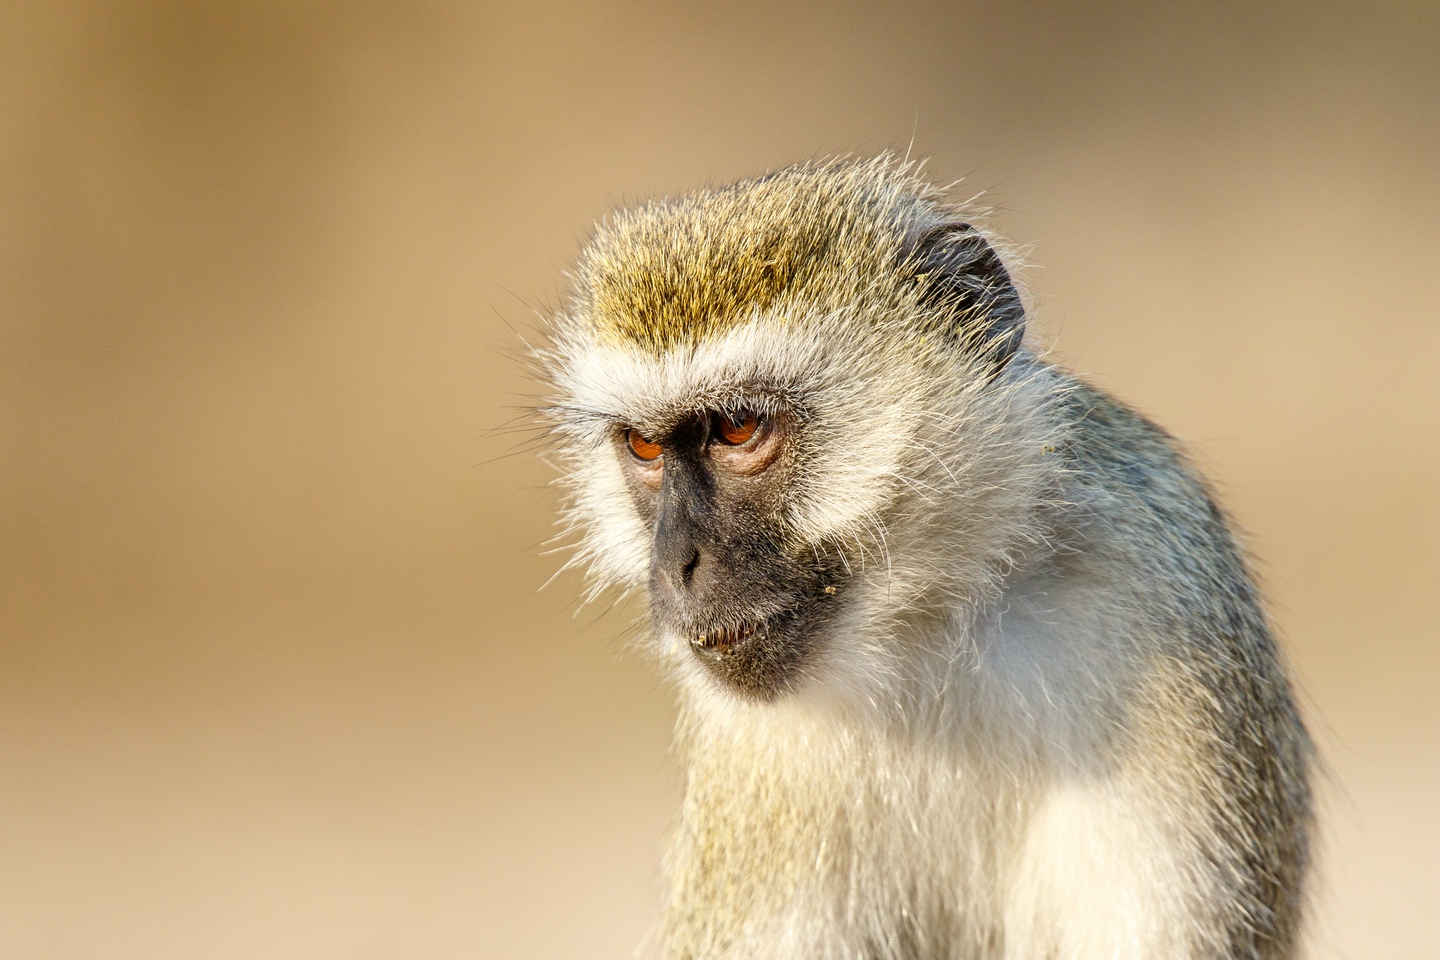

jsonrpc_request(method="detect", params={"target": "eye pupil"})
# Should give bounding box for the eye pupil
[626,429,662,462]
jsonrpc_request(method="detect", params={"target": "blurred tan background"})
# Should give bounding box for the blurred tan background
[1,2,1435,957]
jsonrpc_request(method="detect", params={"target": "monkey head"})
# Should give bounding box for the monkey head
[541,158,1046,704]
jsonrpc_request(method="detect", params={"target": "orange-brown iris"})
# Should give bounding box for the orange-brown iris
[626,429,663,461]
[717,411,760,445]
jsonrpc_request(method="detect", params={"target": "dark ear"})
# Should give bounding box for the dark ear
[906,223,1025,369]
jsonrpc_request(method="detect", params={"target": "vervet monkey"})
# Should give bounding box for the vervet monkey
[538,157,1311,960]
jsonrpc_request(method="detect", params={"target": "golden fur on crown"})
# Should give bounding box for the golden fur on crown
[576,157,951,350]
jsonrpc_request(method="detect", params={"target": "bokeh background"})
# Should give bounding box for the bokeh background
[2,2,1435,957]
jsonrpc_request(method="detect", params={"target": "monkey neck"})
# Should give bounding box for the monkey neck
[660,548,1129,957]
[664,687,1027,957]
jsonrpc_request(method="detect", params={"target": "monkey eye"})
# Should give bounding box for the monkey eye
[625,428,663,462]
[715,410,761,445]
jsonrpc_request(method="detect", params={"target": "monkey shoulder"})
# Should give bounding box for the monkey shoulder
[1040,372,1270,652]
[1037,372,1311,854]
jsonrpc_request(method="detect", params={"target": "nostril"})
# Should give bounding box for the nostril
[680,549,701,585]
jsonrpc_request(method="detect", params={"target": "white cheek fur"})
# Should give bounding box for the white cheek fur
[569,454,649,584]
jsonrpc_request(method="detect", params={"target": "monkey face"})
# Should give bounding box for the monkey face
[618,405,847,701]
[543,159,1041,706]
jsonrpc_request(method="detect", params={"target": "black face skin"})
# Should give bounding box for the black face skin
[620,406,845,700]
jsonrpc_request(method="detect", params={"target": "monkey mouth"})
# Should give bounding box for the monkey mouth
[689,619,768,657]
[678,604,819,700]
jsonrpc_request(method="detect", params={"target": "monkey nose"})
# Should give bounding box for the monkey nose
[679,548,701,585]
[658,547,702,595]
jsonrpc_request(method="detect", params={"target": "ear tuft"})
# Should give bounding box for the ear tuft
[907,223,1025,369]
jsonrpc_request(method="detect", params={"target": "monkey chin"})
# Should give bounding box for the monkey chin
[677,606,819,703]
